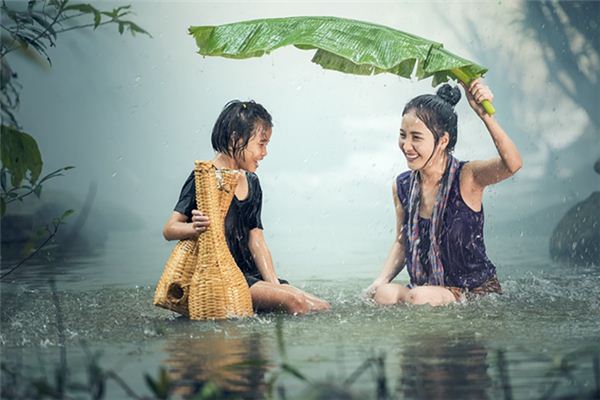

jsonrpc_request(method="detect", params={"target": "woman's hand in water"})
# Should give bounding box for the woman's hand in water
[363,278,386,300]
[191,209,210,234]
[461,78,494,119]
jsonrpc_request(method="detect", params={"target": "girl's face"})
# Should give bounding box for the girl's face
[399,111,440,171]
[236,125,272,173]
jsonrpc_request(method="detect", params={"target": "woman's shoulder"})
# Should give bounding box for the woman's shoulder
[396,170,412,184]
[396,170,412,189]
[395,170,412,203]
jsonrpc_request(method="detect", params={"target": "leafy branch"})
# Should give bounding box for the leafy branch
[0,208,74,280]
[0,1,151,60]
[0,0,150,129]
[0,124,75,216]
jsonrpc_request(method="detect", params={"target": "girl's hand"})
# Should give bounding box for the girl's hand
[461,78,494,119]
[191,209,210,234]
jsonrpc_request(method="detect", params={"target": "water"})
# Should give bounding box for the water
[1,232,599,399]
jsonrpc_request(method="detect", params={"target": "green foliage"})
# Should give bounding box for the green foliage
[0,124,75,217]
[189,16,487,86]
[0,0,149,274]
[144,367,174,400]
[522,2,599,130]
[0,125,75,216]
[61,3,151,37]
[1,125,42,187]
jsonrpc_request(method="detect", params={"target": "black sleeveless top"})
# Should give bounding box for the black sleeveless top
[174,170,263,279]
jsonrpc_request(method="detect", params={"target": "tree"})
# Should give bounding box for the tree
[522,1,600,133]
[0,0,149,277]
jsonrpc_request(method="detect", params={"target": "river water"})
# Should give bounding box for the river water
[1,231,599,399]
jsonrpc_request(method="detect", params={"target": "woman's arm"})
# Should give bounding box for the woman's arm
[461,79,523,190]
[162,210,210,241]
[365,181,407,296]
[248,228,279,284]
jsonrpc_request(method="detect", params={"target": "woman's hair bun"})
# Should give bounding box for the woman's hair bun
[436,84,461,107]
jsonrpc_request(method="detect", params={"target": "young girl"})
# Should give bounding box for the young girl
[366,80,522,306]
[163,100,330,315]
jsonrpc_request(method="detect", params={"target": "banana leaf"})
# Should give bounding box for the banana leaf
[189,16,495,114]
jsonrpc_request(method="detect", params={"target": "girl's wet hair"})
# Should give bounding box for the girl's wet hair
[211,100,272,159]
[402,84,461,153]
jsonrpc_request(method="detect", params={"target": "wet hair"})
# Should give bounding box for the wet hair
[402,84,461,153]
[211,100,273,159]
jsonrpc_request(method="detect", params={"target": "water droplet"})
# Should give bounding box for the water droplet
[112,172,118,178]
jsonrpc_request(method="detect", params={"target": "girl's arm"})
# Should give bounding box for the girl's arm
[365,181,407,296]
[162,210,210,241]
[248,228,279,284]
[461,79,523,190]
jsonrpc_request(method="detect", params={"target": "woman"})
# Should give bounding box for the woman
[366,80,522,306]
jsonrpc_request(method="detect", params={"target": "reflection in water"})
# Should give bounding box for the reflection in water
[163,327,269,399]
[398,334,492,400]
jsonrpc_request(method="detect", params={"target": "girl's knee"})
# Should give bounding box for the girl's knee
[284,293,310,315]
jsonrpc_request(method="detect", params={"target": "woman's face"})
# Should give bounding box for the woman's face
[236,125,272,173]
[399,110,438,171]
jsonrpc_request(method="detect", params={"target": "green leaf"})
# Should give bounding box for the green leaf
[114,5,132,17]
[61,209,75,220]
[275,316,286,359]
[33,184,42,198]
[1,168,7,192]
[63,3,103,29]
[32,379,59,397]
[64,3,97,14]
[93,10,101,28]
[188,16,488,84]
[0,197,5,217]
[197,381,220,399]
[223,359,270,370]
[123,20,151,37]
[144,368,171,399]
[281,363,308,382]
[266,371,279,397]
[118,22,124,34]
[144,373,158,395]
[37,165,74,185]
[0,125,43,187]
[31,13,57,40]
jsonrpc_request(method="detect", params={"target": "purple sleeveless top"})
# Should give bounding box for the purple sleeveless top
[396,162,497,289]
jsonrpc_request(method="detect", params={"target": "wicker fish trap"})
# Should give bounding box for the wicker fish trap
[153,161,254,319]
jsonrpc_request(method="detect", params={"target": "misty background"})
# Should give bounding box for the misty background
[6,1,599,286]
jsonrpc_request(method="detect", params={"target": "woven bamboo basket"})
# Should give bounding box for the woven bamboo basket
[188,161,253,319]
[153,161,253,319]
[152,238,198,316]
